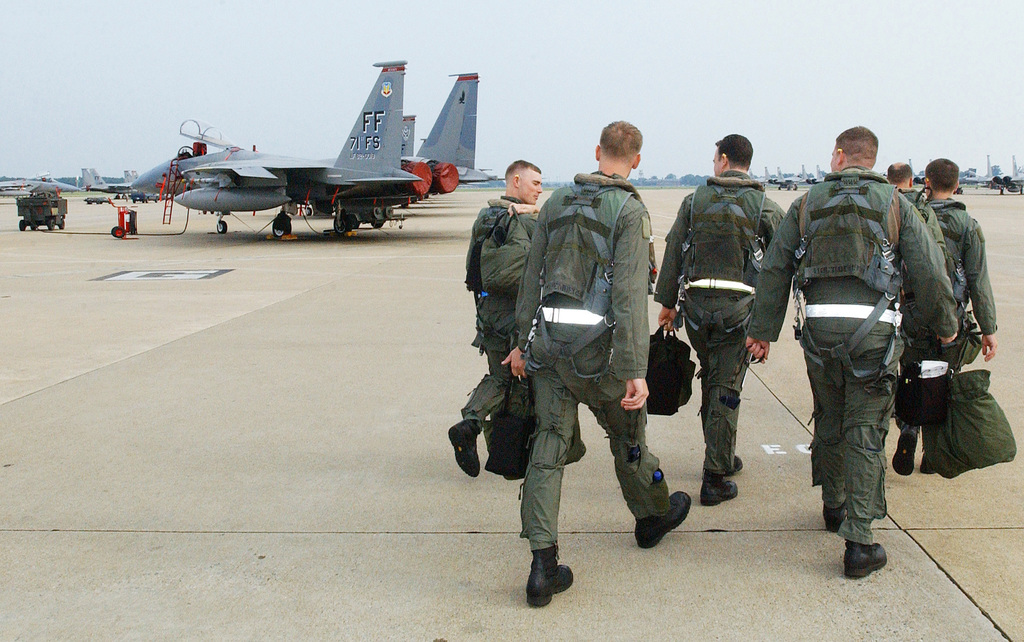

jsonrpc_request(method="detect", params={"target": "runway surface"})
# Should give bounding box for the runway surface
[1,188,1020,639]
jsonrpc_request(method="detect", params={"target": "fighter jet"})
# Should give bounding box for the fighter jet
[960,155,1001,187]
[0,174,79,196]
[81,168,133,197]
[133,61,423,236]
[765,166,800,190]
[402,73,496,194]
[991,155,1023,194]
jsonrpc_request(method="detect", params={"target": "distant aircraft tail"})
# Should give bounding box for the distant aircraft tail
[81,168,106,190]
[1014,155,1019,178]
[401,115,416,158]
[335,61,407,173]
[416,73,479,169]
[764,166,770,180]
[987,154,992,178]
[124,170,138,184]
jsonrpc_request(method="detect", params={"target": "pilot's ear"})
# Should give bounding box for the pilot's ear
[595,145,602,162]
[631,153,641,170]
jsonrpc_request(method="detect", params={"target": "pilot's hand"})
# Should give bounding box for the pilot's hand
[746,337,770,363]
[502,347,527,378]
[509,203,539,215]
[622,378,649,411]
[982,334,998,361]
[657,306,677,332]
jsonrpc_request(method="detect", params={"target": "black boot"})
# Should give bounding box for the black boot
[844,540,887,578]
[526,545,573,607]
[892,423,919,476]
[635,491,692,548]
[823,502,847,533]
[448,419,480,477]
[700,470,738,506]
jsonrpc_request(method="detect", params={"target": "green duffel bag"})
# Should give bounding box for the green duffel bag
[921,369,1016,479]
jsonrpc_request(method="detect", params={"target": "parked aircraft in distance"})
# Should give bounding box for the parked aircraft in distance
[991,156,1022,193]
[0,174,79,196]
[132,61,423,237]
[402,73,495,194]
[960,155,1000,187]
[81,168,133,197]
[765,166,800,190]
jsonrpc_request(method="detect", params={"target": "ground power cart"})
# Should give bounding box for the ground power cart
[17,195,67,231]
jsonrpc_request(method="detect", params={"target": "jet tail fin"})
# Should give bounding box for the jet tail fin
[82,168,106,189]
[335,61,407,173]
[416,73,479,169]
[401,115,416,158]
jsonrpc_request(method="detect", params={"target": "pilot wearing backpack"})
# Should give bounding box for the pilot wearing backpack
[746,127,958,579]
[655,134,784,507]
[448,160,547,478]
[504,122,690,607]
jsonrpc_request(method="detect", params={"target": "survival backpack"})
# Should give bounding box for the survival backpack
[675,177,768,332]
[792,172,903,379]
[525,181,634,379]
[465,201,509,296]
[479,207,532,296]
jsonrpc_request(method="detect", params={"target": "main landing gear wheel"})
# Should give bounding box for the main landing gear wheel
[271,214,292,238]
[216,220,228,234]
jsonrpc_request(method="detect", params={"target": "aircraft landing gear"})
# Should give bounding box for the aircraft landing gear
[272,211,292,238]
[216,213,228,234]
[333,210,358,235]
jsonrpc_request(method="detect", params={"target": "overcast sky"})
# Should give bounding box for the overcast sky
[2,0,1022,182]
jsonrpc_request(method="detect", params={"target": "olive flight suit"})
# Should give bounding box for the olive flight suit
[516,172,672,550]
[655,170,784,475]
[748,167,957,545]
[462,196,534,444]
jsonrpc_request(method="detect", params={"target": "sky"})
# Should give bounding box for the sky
[1,0,1022,182]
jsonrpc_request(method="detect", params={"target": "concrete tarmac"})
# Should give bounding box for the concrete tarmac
[0,189,1020,639]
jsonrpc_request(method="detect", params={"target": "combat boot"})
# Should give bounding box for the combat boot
[823,502,847,533]
[700,470,738,506]
[526,545,573,607]
[635,491,692,548]
[448,419,480,477]
[892,423,919,476]
[919,457,936,474]
[844,541,887,578]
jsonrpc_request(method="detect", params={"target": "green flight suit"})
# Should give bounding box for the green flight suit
[655,170,784,474]
[463,198,585,461]
[516,172,671,551]
[748,167,957,545]
[901,197,996,369]
[462,196,533,445]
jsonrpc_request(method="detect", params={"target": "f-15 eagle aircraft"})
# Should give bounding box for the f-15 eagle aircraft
[401,73,495,195]
[0,174,79,196]
[81,168,133,197]
[132,61,423,236]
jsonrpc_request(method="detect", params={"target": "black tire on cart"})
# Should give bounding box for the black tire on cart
[112,226,126,238]
[19,220,27,231]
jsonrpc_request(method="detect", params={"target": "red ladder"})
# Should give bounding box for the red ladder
[159,159,184,225]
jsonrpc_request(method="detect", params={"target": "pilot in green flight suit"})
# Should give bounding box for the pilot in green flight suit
[505,122,690,607]
[655,134,784,506]
[746,127,957,578]
[891,158,998,476]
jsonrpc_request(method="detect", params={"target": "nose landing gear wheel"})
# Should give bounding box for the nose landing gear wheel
[271,214,292,238]
[216,220,228,234]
